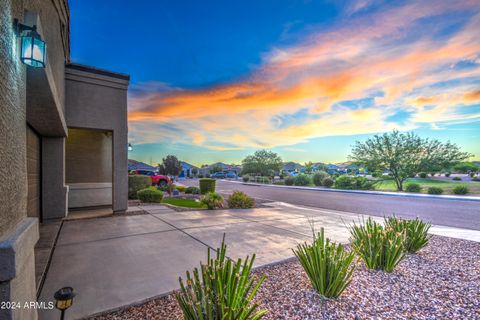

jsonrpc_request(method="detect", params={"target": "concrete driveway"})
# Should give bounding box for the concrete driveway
[37,203,480,319]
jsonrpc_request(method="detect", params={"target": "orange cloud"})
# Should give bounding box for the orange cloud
[128,0,480,149]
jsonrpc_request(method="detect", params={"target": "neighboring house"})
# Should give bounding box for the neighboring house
[326,164,340,174]
[178,161,199,178]
[128,159,156,171]
[199,162,242,176]
[283,162,304,173]
[0,2,129,319]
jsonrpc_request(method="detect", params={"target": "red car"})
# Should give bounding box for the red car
[132,170,170,187]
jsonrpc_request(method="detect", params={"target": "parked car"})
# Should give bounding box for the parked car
[132,170,170,187]
[211,172,227,179]
[226,171,237,179]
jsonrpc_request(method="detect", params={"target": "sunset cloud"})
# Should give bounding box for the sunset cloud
[128,0,480,153]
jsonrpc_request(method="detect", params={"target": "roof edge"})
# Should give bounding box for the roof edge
[66,63,130,81]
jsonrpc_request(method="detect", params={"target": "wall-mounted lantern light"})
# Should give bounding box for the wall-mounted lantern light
[14,19,47,68]
[128,143,133,151]
[54,287,76,320]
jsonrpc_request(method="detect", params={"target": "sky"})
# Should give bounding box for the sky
[70,0,480,166]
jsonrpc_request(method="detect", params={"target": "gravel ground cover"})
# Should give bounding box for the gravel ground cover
[89,236,480,320]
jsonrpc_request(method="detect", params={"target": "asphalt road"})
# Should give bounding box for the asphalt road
[182,179,480,231]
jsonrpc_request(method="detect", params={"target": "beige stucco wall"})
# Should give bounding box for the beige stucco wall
[0,0,68,236]
[0,1,68,319]
[65,66,129,213]
[66,128,113,184]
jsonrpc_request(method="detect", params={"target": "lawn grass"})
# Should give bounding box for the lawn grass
[374,178,480,194]
[162,198,207,208]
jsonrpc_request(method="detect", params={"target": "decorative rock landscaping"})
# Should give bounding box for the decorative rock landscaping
[90,235,479,319]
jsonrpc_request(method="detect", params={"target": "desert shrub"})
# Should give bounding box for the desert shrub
[453,185,469,195]
[322,177,334,188]
[427,187,443,195]
[176,235,266,320]
[242,175,250,182]
[445,172,451,177]
[137,187,163,203]
[128,175,152,199]
[227,191,255,209]
[312,171,329,186]
[185,186,200,194]
[284,176,295,186]
[176,185,187,193]
[418,172,427,178]
[405,183,421,193]
[293,227,355,298]
[200,192,224,210]
[199,178,216,194]
[384,217,431,253]
[349,218,406,272]
[294,174,311,186]
[472,176,480,182]
[198,174,204,178]
[256,176,270,184]
[335,176,374,190]
[469,172,476,178]
[452,176,462,181]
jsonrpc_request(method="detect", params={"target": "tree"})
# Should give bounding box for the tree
[210,164,224,174]
[158,155,183,176]
[241,150,283,176]
[191,167,198,177]
[304,161,314,174]
[349,130,472,191]
[452,162,479,173]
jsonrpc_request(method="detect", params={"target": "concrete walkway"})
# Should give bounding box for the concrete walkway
[37,203,480,319]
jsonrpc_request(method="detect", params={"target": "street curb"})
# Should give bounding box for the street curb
[224,180,480,202]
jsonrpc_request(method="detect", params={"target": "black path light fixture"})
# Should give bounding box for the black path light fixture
[128,143,133,151]
[13,18,47,68]
[54,287,76,320]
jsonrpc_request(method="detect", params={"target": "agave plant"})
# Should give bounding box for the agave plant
[384,216,432,253]
[293,227,355,298]
[349,217,406,272]
[176,235,267,320]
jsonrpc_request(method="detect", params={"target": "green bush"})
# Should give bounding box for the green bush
[176,235,266,320]
[322,177,334,188]
[176,185,187,192]
[445,172,451,177]
[200,192,224,210]
[227,191,255,209]
[284,176,295,186]
[312,171,329,186]
[242,175,250,182]
[128,175,152,199]
[293,227,355,298]
[198,174,204,178]
[470,172,476,178]
[472,176,480,182]
[185,186,200,194]
[384,217,431,253]
[199,178,216,194]
[255,176,270,184]
[427,187,443,195]
[453,185,469,195]
[294,174,311,186]
[418,172,427,178]
[335,176,374,190]
[452,176,462,181]
[349,218,406,272]
[137,187,164,203]
[405,183,421,193]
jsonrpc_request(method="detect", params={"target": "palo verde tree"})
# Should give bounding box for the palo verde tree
[158,155,183,176]
[349,130,472,191]
[241,149,283,176]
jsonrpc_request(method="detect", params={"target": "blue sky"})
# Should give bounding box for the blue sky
[70,0,480,166]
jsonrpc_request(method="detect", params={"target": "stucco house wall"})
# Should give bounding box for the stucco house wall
[65,64,129,213]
